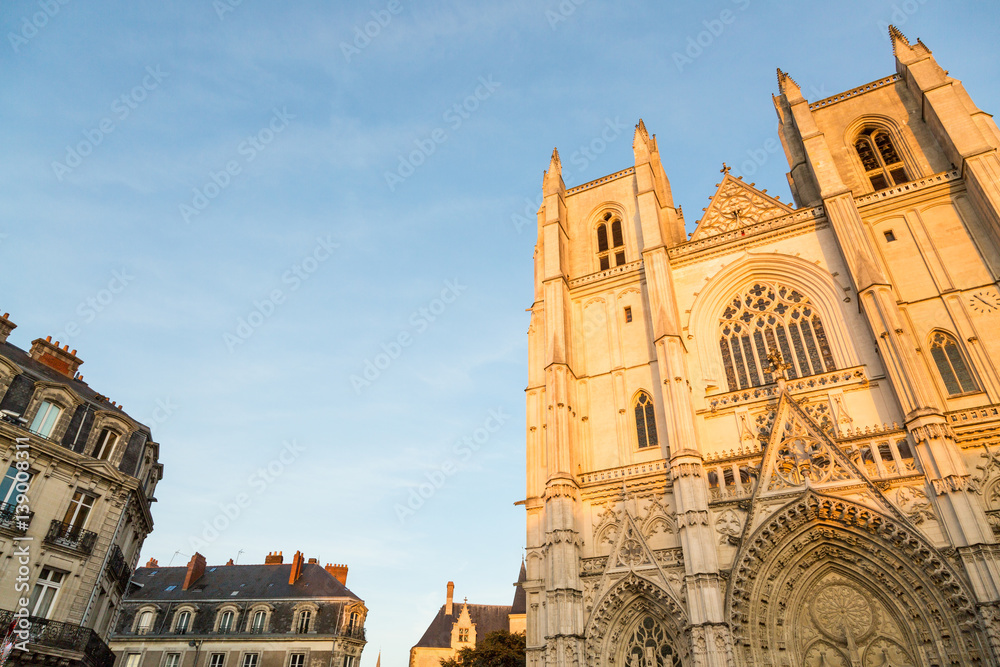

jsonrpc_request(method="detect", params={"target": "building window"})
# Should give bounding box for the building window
[458,628,470,642]
[719,282,836,391]
[289,656,305,667]
[175,610,191,634]
[210,655,226,667]
[296,610,312,633]
[883,229,896,242]
[124,655,141,667]
[242,655,259,667]
[250,609,266,633]
[855,128,909,190]
[343,657,355,667]
[28,568,66,618]
[61,491,96,532]
[624,306,632,323]
[0,464,31,508]
[348,611,360,631]
[165,655,181,667]
[93,428,119,460]
[218,610,235,633]
[596,213,626,271]
[930,332,979,396]
[634,392,658,449]
[29,400,62,438]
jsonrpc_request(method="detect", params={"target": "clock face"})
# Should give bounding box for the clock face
[969,290,1000,313]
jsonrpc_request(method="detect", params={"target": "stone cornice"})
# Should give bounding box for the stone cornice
[808,74,901,111]
[668,206,825,263]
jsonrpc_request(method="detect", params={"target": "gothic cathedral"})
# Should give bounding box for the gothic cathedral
[522,28,1000,667]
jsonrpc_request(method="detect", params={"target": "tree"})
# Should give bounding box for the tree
[440,630,526,667]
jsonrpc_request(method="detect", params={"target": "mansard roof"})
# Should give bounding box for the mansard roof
[690,172,794,240]
[125,562,361,602]
[413,603,512,648]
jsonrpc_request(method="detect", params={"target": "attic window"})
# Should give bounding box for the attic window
[231,591,239,596]
[165,585,176,592]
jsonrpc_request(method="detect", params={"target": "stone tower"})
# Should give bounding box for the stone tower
[523,28,1000,667]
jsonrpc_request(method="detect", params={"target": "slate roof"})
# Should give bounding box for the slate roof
[0,340,146,430]
[413,604,512,648]
[126,562,360,602]
[510,561,526,615]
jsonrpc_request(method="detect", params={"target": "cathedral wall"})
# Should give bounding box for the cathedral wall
[808,80,951,194]
[563,175,640,281]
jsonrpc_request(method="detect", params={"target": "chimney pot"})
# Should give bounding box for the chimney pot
[324,563,349,586]
[0,313,15,345]
[307,557,318,564]
[145,557,159,568]
[182,552,207,590]
[28,338,84,378]
[289,550,305,585]
[447,581,455,615]
[264,551,284,565]
[45,336,51,342]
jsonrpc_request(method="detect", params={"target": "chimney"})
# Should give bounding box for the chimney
[307,558,318,564]
[446,581,455,615]
[145,557,158,568]
[28,338,83,378]
[0,314,15,345]
[264,551,284,564]
[182,552,206,590]
[289,550,305,585]
[325,563,348,586]
[226,559,234,566]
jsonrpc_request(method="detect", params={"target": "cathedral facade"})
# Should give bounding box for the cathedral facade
[522,29,1000,667]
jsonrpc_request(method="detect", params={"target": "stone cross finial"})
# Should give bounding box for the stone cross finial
[720,162,731,174]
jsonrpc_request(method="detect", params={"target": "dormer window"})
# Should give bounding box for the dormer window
[855,128,909,190]
[93,428,119,461]
[29,400,62,438]
[296,610,311,633]
[458,628,470,642]
[597,213,625,271]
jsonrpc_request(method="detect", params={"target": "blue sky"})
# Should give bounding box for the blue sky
[1,0,998,662]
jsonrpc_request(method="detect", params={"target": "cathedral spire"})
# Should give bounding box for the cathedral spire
[543,147,564,196]
[776,68,803,102]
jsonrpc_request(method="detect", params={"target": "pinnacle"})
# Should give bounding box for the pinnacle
[776,68,802,98]
[888,24,910,56]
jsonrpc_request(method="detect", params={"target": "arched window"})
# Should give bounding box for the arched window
[929,332,979,396]
[719,282,836,391]
[634,392,658,449]
[250,609,266,633]
[136,610,154,635]
[624,616,681,667]
[217,609,235,633]
[855,128,909,190]
[596,212,625,271]
[174,610,190,634]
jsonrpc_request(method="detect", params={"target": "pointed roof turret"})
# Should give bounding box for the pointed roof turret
[542,147,564,196]
[776,68,803,101]
[510,561,527,614]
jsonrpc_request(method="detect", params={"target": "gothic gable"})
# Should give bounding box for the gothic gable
[690,172,794,240]
[741,391,907,538]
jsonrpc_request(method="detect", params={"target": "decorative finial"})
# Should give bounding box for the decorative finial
[720,162,731,175]
[767,351,792,389]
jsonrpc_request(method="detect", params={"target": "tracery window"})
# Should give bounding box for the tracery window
[597,212,625,271]
[624,616,681,667]
[855,128,909,190]
[634,392,658,449]
[929,332,979,396]
[719,282,836,391]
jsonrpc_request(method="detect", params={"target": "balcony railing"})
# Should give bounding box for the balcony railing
[106,545,132,591]
[0,608,114,667]
[0,502,32,533]
[342,625,366,640]
[44,520,98,555]
[119,623,367,639]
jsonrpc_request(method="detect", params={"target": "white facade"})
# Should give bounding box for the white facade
[523,29,1000,667]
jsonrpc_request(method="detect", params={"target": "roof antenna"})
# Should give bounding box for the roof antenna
[168,550,189,566]
[235,549,245,564]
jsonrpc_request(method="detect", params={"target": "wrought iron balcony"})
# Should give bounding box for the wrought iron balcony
[106,545,132,591]
[341,624,366,640]
[0,608,114,667]
[0,502,32,533]
[44,520,98,555]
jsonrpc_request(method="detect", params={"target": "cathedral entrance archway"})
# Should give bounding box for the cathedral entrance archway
[727,492,989,666]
